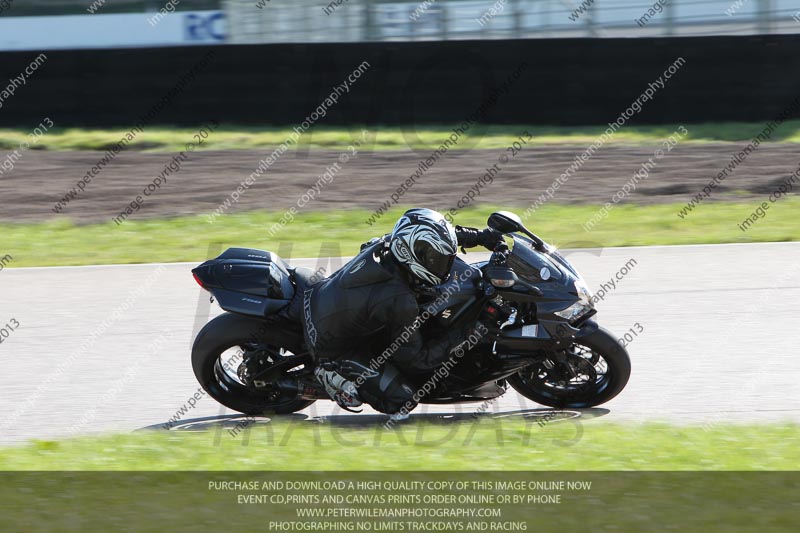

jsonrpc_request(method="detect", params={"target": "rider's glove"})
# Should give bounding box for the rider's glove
[360,236,385,252]
[493,240,509,253]
[455,226,506,252]
[490,241,510,264]
[480,228,506,252]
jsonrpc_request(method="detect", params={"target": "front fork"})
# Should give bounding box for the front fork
[492,317,599,380]
[546,318,600,382]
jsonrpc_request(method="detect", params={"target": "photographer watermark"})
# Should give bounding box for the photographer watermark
[264,130,370,236]
[206,62,370,223]
[86,0,107,14]
[725,0,749,17]
[444,131,532,224]
[0,254,12,272]
[0,118,54,179]
[582,126,687,231]
[68,331,173,435]
[385,323,489,429]
[112,122,218,226]
[410,0,437,21]
[636,0,670,27]
[147,0,181,27]
[524,56,686,219]
[0,318,20,346]
[323,0,353,16]
[476,0,507,26]
[0,53,46,110]
[51,50,216,214]
[352,269,477,388]
[0,264,167,431]
[591,258,638,304]
[677,94,800,219]
[568,0,595,22]
[737,164,799,233]
[366,62,528,227]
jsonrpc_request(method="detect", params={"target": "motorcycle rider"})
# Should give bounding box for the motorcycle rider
[302,208,504,418]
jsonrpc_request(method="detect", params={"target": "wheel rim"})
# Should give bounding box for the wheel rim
[208,341,308,411]
[517,342,613,404]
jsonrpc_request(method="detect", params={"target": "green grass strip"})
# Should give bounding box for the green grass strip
[3,200,799,267]
[4,121,800,152]
[2,421,797,470]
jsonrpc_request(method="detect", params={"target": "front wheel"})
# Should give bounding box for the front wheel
[191,313,316,415]
[508,326,631,408]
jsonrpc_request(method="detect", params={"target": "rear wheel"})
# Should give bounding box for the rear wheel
[191,313,315,415]
[508,326,631,408]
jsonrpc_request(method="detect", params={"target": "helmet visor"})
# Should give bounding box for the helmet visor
[416,242,455,283]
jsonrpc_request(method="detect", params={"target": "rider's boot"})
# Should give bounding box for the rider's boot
[314,366,362,410]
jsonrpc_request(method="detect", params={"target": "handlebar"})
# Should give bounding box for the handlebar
[490,242,511,265]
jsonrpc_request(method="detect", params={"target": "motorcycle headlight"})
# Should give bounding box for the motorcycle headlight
[574,278,593,305]
[554,279,594,321]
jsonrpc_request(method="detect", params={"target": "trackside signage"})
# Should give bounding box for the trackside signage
[0,11,226,51]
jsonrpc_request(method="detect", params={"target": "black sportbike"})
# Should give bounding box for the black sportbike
[190,211,631,415]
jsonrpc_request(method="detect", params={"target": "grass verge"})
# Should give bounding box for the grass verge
[2,422,798,531]
[2,421,798,470]
[4,121,800,152]
[3,200,800,267]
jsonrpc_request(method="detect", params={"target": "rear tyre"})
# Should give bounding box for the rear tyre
[191,313,315,415]
[508,326,631,408]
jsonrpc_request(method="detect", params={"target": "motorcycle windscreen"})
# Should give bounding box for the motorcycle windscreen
[508,238,564,283]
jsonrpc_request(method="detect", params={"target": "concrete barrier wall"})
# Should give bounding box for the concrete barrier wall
[0,35,798,127]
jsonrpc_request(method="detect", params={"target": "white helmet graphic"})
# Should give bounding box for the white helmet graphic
[389,208,458,285]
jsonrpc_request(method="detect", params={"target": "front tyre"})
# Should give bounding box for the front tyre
[508,326,631,408]
[191,313,315,415]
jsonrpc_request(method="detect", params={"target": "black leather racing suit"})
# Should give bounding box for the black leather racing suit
[300,226,499,413]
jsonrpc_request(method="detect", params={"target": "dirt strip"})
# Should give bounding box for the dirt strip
[1,143,796,224]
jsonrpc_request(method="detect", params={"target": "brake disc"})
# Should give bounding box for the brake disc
[537,352,597,391]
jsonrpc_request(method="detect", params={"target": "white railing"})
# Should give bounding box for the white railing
[225,0,800,43]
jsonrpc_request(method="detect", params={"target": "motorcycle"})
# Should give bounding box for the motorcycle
[190,211,631,415]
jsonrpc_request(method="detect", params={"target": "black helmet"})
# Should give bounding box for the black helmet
[389,208,458,285]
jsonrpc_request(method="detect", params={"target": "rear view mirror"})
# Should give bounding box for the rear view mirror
[487,211,524,234]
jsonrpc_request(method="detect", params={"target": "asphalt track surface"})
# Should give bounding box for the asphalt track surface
[1,242,798,446]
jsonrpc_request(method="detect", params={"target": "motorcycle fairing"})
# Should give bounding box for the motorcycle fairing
[192,247,294,316]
